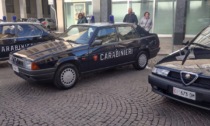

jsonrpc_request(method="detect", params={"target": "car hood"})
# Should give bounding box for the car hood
[157,47,210,76]
[13,40,82,61]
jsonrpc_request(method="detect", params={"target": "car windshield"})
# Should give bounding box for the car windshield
[59,26,96,44]
[191,27,210,48]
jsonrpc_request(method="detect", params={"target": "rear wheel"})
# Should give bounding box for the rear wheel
[54,64,79,89]
[133,51,148,70]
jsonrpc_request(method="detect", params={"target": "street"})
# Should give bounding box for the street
[0,57,210,126]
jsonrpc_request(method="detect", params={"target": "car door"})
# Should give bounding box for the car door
[0,24,16,59]
[15,24,44,49]
[115,25,139,64]
[88,27,119,71]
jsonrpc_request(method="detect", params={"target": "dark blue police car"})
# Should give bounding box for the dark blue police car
[0,22,54,61]
[149,26,210,110]
[9,23,160,89]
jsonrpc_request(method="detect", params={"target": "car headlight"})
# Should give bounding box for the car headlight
[152,67,170,77]
[24,60,32,70]
[24,61,40,70]
[9,54,13,61]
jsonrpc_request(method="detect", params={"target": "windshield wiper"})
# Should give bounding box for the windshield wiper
[55,37,64,41]
[66,39,76,43]
[55,37,77,44]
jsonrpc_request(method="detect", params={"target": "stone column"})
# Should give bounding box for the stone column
[36,0,43,18]
[19,0,27,18]
[56,0,64,32]
[93,0,112,22]
[0,0,6,19]
[173,0,188,45]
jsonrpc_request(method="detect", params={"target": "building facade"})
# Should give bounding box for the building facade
[57,0,210,44]
[0,0,209,44]
[0,0,51,21]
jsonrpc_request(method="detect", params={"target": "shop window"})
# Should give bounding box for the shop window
[26,0,31,14]
[186,0,210,35]
[6,0,15,13]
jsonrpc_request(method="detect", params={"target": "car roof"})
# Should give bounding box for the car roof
[72,22,134,27]
[0,22,40,25]
[38,18,51,19]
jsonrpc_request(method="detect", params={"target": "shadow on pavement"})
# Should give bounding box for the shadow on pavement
[0,61,9,68]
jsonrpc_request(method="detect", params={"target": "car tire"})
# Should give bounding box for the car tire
[133,51,148,70]
[54,64,79,89]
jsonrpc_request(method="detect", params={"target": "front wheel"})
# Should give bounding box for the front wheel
[54,64,79,89]
[133,51,148,70]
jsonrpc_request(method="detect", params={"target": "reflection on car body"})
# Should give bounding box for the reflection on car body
[0,22,54,61]
[9,23,160,89]
[149,26,210,110]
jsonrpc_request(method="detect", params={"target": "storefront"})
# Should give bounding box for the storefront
[63,0,210,36]
[64,0,92,29]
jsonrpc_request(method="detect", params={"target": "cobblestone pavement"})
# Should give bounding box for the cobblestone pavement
[1,56,210,126]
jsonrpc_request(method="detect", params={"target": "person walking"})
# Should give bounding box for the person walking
[139,12,152,32]
[77,13,88,24]
[123,8,138,25]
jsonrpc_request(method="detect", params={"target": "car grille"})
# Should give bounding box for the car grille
[168,71,210,89]
[11,56,24,67]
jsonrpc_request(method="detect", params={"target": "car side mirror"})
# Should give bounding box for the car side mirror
[182,40,189,45]
[92,40,102,47]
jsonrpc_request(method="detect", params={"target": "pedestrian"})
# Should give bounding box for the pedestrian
[81,12,88,23]
[123,8,138,25]
[139,12,152,32]
[77,13,88,24]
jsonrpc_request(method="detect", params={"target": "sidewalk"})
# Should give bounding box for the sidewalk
[158,37,193,55]
[148,37,193,67]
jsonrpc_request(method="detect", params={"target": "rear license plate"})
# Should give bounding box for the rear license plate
[12,65,19,73]
[173,87,196,100]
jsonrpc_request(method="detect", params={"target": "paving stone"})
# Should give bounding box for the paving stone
[0,57,210,126]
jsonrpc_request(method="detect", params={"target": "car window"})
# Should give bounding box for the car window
[0,25,16,39]
[95,27,117,45]
[38,18,45,22]
[17,24,42,37]
[27,18,39,22]
[117,26,135,40]
[48,19,55,23]
[47,19,51,22]
[60,26,96,44]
